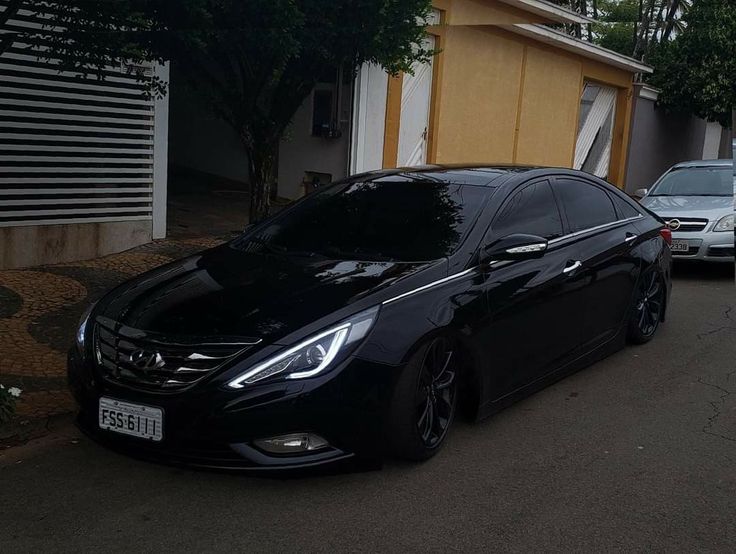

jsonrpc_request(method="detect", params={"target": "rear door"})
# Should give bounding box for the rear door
[480,179,587,397]
[552,177,641,349]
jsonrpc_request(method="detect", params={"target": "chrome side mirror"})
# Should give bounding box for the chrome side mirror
[634,188,649,198]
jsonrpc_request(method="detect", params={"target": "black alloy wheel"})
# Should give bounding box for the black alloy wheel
[415,337,458,448]
[629,270,664,344]
[385,335,460,460]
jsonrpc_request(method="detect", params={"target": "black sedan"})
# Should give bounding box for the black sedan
[68,165,672,470]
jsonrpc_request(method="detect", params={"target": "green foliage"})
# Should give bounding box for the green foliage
[599,0,640,22]
[650,0,735,127]
[592,0,637,55]
[594,21,635,55]
[33,0,435,219]
[544,0,692,61]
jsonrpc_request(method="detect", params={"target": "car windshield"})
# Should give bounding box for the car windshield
[650,166,732,196]
[233,179,490,262]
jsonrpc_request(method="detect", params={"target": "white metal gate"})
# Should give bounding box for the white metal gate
[397,35,435,167]
[574,82,617,179]
[0,2,156,228]
[349,63,388,175]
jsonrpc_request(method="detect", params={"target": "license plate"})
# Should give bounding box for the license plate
[99,397,163,441]
[670,239,689,253]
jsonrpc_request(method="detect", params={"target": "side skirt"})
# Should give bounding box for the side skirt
[475,323,628,421]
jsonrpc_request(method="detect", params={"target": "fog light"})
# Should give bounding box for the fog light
[253,433,329,454]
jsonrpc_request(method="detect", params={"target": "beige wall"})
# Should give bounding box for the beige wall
[433,26,590,169]
[0,221,152,270]
[514,45,581,166]
[389,0,638,187]
[434,27,524,163]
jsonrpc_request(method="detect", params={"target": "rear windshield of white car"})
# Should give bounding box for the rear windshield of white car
[650,167,732,197]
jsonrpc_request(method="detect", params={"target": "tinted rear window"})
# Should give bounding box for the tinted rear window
[610,194,641,219]
[554,178,617,232]
[235,180,490,261]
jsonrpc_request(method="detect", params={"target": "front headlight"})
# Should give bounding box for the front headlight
[76,301,97,353]
[713,214,734,232]
[227,306,380,389]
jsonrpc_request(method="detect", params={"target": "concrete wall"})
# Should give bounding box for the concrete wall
[717,123,731,159]
[167,64,250,187]
[624,85,732,193]
[0,221,152,270]
[168,65,354,201]
[277,83,353,200]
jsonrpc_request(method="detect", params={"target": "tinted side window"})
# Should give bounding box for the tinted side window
[554,178,617,232]
[610,193,641,219]
[493,181,564,240]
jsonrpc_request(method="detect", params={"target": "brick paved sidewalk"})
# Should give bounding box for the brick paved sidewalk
[0,235,226,441]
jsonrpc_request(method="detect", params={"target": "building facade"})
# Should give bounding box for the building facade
[278,0,653,200]
[0,1,169,269]
[1,0,671,269]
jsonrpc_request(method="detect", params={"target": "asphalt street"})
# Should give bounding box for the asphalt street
[1,262,734,553]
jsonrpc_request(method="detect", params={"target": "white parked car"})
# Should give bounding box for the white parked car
[636,160,734,262]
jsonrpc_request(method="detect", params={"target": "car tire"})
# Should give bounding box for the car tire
[627,268,665,345]
[384,335,459,461]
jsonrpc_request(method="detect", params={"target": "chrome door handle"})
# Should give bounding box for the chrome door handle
[563,260,582,274]
[625,233,638,243]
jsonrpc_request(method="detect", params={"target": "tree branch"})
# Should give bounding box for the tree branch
[0,0,24,56]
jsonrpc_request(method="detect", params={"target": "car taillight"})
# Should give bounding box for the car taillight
[660,227,672,245]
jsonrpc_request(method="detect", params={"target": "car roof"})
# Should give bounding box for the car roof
[355,164,566,187]
[670,159,733,169]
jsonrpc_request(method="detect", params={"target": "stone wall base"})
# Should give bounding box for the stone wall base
[0,220,152,270]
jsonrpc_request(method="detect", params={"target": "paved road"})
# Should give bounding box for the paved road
[2,263,734,553]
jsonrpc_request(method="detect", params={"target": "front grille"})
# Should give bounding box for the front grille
[665,217,709,232]
[94,316,259,391]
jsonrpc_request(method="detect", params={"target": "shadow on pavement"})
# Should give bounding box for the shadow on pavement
[672,260,734,282]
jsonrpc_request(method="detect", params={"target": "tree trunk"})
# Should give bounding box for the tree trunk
[246,139,279,224]
[633,0,657,59]
[650,0,668,50]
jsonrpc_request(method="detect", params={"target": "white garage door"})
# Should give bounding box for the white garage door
[397,35,435,167]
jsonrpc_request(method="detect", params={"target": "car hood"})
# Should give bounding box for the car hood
[97,244,441,343]
[641,195,733,219]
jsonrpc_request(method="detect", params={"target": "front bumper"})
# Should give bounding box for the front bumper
[670,230,734,262]
[68,349,396,471]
